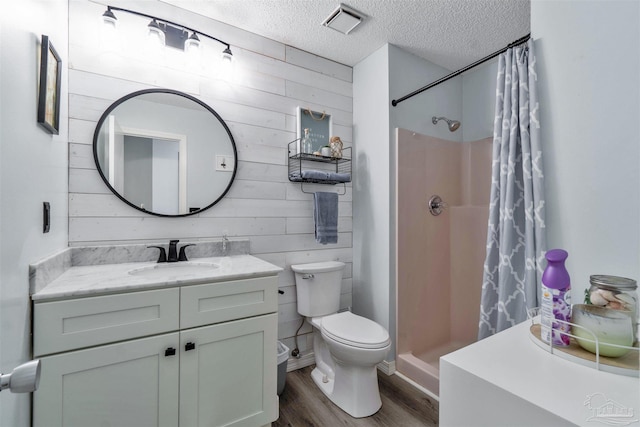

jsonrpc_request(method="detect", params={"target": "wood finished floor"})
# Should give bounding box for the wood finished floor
[273,366,439,427]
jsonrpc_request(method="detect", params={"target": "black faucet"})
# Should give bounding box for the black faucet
[148,240,196,263]
[167,240,180,262]
[147,246,167,263]
[178,244,195,261]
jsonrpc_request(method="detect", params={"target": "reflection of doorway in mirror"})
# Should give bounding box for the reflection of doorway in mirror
[123,136,153,210]
[115,125,187,214]
[151,139,180,214]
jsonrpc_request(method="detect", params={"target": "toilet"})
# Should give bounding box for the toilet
[291,261,391,418]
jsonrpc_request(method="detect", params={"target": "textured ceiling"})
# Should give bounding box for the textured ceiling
[160,0,530,71]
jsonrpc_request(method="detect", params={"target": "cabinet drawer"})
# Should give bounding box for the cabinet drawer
[180,276,278,329]
[34,288,179,357]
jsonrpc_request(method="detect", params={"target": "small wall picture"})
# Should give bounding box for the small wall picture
[37,35,61,134]
[297,106,332,153]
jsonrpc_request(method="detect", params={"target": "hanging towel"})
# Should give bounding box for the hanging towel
[314,192,338,244]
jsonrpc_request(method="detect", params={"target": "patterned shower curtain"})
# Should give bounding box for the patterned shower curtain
[478,39,547,340]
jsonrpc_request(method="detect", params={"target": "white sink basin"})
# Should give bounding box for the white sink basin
[129,262,219,279]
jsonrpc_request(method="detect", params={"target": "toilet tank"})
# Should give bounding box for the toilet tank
[291,261,345,317]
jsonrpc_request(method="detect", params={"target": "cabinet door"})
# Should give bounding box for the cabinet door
[179,313,278,427]
[33,332,180,427]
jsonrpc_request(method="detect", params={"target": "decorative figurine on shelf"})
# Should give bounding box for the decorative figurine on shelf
[329,136,343,159]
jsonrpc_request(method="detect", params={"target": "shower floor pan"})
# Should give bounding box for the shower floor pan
[397,340,474,397]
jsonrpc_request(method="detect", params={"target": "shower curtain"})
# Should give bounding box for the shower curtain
[478,39,546,339]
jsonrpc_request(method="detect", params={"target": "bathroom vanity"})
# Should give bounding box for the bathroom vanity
[31,253,282,427]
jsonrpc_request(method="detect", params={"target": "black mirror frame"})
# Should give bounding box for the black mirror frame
[92,88,238,217]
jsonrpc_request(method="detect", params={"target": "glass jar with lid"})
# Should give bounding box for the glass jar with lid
[587,275,637,341]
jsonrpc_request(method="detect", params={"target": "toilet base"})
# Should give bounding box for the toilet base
[305,316,389,418]
[310,360,382,418]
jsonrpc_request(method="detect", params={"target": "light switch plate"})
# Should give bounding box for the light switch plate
[43,202,50,233]
[215,155,234,171]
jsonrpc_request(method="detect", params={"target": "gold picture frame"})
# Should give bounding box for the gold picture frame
[37,35,61,134]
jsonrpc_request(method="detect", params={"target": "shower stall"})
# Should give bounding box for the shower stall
[395,127,492,396]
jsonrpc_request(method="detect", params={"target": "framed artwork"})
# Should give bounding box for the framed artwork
[296,106,333,154]
[37,35,61,134]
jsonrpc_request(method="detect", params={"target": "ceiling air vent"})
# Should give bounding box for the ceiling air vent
[322,4,364,35]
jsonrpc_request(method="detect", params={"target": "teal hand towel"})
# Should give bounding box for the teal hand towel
[314,192,338,244]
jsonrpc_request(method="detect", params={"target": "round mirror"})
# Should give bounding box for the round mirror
[93,89,237,217]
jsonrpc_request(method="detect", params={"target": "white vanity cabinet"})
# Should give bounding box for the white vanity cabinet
[32,275,279,427]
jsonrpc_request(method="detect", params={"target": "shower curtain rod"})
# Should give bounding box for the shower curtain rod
[391,33,531,107]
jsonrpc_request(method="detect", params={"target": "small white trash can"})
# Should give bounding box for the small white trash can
[277,341,289,395]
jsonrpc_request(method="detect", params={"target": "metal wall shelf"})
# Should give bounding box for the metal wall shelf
[287,140,351,189]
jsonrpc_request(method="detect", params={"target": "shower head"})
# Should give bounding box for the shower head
[432,116,461,132]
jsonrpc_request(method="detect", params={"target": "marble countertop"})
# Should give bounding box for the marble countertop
[32,255,283,302]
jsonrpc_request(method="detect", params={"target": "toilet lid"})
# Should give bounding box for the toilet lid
[321,312,390,349]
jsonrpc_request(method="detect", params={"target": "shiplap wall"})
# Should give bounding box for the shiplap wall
[68,0,353,358]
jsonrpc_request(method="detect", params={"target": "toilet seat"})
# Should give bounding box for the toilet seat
[320,312,390,349]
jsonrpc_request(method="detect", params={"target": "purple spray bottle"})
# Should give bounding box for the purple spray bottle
[541,249,571,346]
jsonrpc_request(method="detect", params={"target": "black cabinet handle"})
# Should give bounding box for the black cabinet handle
[185,342,196,351]
[165,347,176,357]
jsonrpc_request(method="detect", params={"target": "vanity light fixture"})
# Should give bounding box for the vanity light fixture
[101,6,233,62]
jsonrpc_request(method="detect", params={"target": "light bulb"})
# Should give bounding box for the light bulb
[218,46,235,80]
[185,32,200,53]
[221,46,233,63]
[184,32,201,65]
[100,8,119,51]
[102,8,118,30]
[147,19,165,48]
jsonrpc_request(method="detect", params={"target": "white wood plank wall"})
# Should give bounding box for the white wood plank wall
[68,1,353,358]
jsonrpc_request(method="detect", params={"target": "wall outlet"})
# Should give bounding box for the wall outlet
[215,155,234,171]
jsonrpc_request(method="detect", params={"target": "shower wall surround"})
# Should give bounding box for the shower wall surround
[68,0,353,360]
[396,128,492,394]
